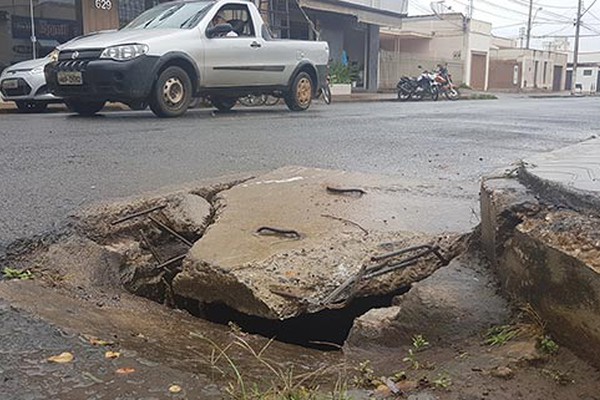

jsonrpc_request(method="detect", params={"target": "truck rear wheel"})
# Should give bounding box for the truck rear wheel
[149,66,192,118]
[284,72,313,111]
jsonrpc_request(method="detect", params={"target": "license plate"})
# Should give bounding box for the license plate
[57,71,83,86]
[1,79,18,89]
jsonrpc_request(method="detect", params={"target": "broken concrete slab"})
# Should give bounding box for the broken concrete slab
[480,139,600,368]
[345,253,510,350]
[174,167,474,320]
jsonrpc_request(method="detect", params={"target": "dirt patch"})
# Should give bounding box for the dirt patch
[347,333,600,400]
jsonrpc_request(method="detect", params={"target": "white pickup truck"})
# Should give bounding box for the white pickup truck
[45,0,329,117]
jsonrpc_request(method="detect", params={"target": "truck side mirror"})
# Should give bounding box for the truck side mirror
[206,23,234,38]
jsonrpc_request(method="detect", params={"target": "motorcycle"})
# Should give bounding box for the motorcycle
[397,67,439,102]
[434,66,460,101]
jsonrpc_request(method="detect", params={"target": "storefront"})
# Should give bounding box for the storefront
[265,0,404,92]
[0,0,162,71]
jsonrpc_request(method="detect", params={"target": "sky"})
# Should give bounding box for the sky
[407,0,600,53]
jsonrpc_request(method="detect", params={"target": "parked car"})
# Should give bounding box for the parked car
[45,0,329,118]
[0,52,62,113]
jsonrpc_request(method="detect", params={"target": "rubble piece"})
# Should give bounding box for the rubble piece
[159,194,212,238]
[173,167,472,320]
[38,236,124,289]
[345,254,509,350]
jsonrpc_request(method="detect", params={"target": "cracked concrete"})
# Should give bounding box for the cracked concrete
[173,166,474,320]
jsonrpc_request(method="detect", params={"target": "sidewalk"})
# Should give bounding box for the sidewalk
[2,90,587,114]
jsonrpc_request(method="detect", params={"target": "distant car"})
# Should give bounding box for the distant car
[0,52,62,113]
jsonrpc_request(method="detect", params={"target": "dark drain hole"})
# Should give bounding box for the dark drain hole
[174,288,409,351]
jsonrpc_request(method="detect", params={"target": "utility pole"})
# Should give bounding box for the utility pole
[519,27,526,48]
[572,0,583,94]
[526,0,533,49]
[29,0,37,59]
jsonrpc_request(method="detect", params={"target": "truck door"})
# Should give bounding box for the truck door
[202,3,270,87]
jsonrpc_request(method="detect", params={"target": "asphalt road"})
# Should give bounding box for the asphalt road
[1,96,599,251]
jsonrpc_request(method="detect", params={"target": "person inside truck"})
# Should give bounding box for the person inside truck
[211,13,238,37]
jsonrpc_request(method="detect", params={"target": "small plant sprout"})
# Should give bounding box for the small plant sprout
[352,360,376,388]
[539,336,559,355]
[485,325,518,346]
[2,267,33,280]
[433,373,452,389]
[412,335,430,352]
[403,349,421,370]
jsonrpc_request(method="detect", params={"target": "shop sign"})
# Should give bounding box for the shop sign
[11,16,81,42]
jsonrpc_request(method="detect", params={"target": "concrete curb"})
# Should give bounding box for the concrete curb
[480,138,600,369]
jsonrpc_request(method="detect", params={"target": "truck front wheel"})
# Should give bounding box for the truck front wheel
[65,100,106,116]
[284,72,313,112]
[149,66,192,118]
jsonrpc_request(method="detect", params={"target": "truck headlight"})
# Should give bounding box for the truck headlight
[100,44,148,61]
[48,49,59,62]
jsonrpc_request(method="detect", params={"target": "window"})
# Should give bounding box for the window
[211,4,255,37]
[124,2,213,30]
[583,69,593,76]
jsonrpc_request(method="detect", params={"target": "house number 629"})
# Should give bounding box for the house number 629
[95,0,113,10]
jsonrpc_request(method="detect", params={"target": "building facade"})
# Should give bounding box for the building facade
[378,13,492,91]
[263,0,406,92]
[488,37,567,92]
[378,13,568,93]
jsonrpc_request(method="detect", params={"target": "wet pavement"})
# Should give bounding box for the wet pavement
[1,97,599,251]
[0,298,215,400]
[0,280,341,400]
[2,99,600,399]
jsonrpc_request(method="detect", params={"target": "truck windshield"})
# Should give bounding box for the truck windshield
[123,1,214,30]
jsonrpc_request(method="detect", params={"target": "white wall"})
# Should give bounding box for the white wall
[574,66,599,92]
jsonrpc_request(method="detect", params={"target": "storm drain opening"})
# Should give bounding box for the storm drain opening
[111,220,453,350]
[174,288,410,351]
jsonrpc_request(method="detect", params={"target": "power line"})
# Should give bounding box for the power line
[458,0,572,24]
[582,0,599,17]
[506,0,576,22]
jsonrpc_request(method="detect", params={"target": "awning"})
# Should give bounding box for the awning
[380,28,433,39]
[299,0,404,28]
